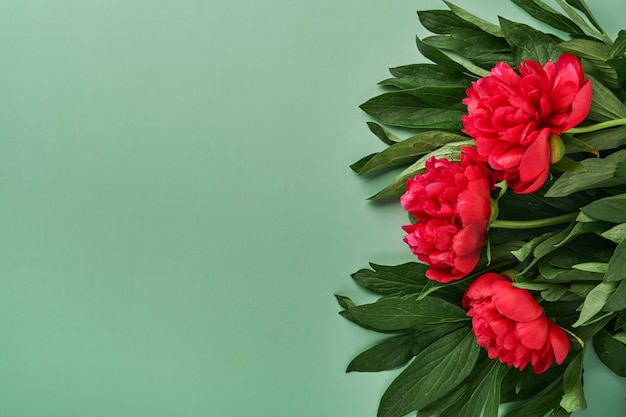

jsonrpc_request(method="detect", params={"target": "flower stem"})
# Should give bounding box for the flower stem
[490,212,578,229]
[565,118,626,134]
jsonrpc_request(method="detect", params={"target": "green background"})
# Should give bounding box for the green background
[0,0,624,416]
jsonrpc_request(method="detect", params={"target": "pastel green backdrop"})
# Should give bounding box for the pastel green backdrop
[0,0,624,416]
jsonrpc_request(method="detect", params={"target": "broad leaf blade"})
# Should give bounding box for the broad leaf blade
[499,17,562,64]
[348,295,468,331]
[351,262,428,296]
[377,327,480,417]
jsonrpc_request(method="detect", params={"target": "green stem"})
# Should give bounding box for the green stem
[565,118,626,134]
[490,212,578,229]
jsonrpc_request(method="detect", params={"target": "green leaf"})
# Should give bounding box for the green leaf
[551,156,586,173]
[512,231,560,262]
[415,36,490,77]
[377,327,480,417]
[542,284,569,302]
[605,239,626,282]
[613,332,626,344]
[360,89,465,130]
[572,282,617,327]
[581,193,626,223]
[351,263,427,296]
[512,0,584,35]
[382,64,471,90]
[544,150,626,197]
[369,139,474,200]
[549,407,572,417]
[576,126,626,151]
[440,360,509,417]
[564,0,605,33]
[560,349,587,412]
[601,223,626,244]
[572,262,608,273]
[348,295,468,331]
[607,56,626,90]
[366,122,401,145]
[604,279,626,311]
[555,0,604,38]
[499,17,562,64]
[347,333,417,372]
[593,329,626,376]
[587,75,626,121]
[349,153,377,174]
[610,30,626,58]
[443,1,503,38]
[558,39,611,61]
[352,131,470,176]
[418,9,478,34]
[335,294,356,310]
[505,379,564,417]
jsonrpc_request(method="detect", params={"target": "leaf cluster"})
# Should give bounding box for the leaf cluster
[343,0,626,416]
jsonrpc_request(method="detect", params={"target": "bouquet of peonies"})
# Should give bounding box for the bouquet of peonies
[337,1,626,416]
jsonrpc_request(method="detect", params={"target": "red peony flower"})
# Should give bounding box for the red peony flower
[462,273,571,374]
[462,53,592,194]
[401,147,495,283]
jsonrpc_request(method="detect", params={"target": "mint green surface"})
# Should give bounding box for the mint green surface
[0,1,624,416]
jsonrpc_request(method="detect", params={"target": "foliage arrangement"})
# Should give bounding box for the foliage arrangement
[337,1,626,416]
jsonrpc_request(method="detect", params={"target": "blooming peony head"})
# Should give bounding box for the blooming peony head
[462,273,571,374]
[400,147,494,283]
[462,53,592,194]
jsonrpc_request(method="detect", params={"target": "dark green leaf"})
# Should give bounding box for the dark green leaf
[360,90,465,130]
[587,75,626,121]
[549,407,572,417]
[560,349,587,412]
[439,360,509,417]
[512,231,560,262]
[581,193,626,223]
[382,64,471,90]
[418,9,478,34]
[545,150,626,197]
[348,295,468,331]
[601,223,626,244]
[347,333,417,372]
[421,33,511,68]
[349,153,376,174]
[415,36,490,77]
[335,294,355,310]
[542,285,569,302]
[499,17,562,64]
[555,0,603,37]
[505,379,564,417]
[607,56,626,90]
[573,282,617,327]
[377,328,480,417]
[351,262,427,296]
[558,39,611,61]
[571,315,612,342]
[512,0,584,35]
[604,279,626,311]
[605,239,626,282]
[564,0,605,33]
[610,30,626,58]
[443,1,504,37]
[551,156,586,173]
[576,126,626,151]
[369,140,474,200]
[366,122,400,145]
[352,131,470,176]
[593,329,626,376]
